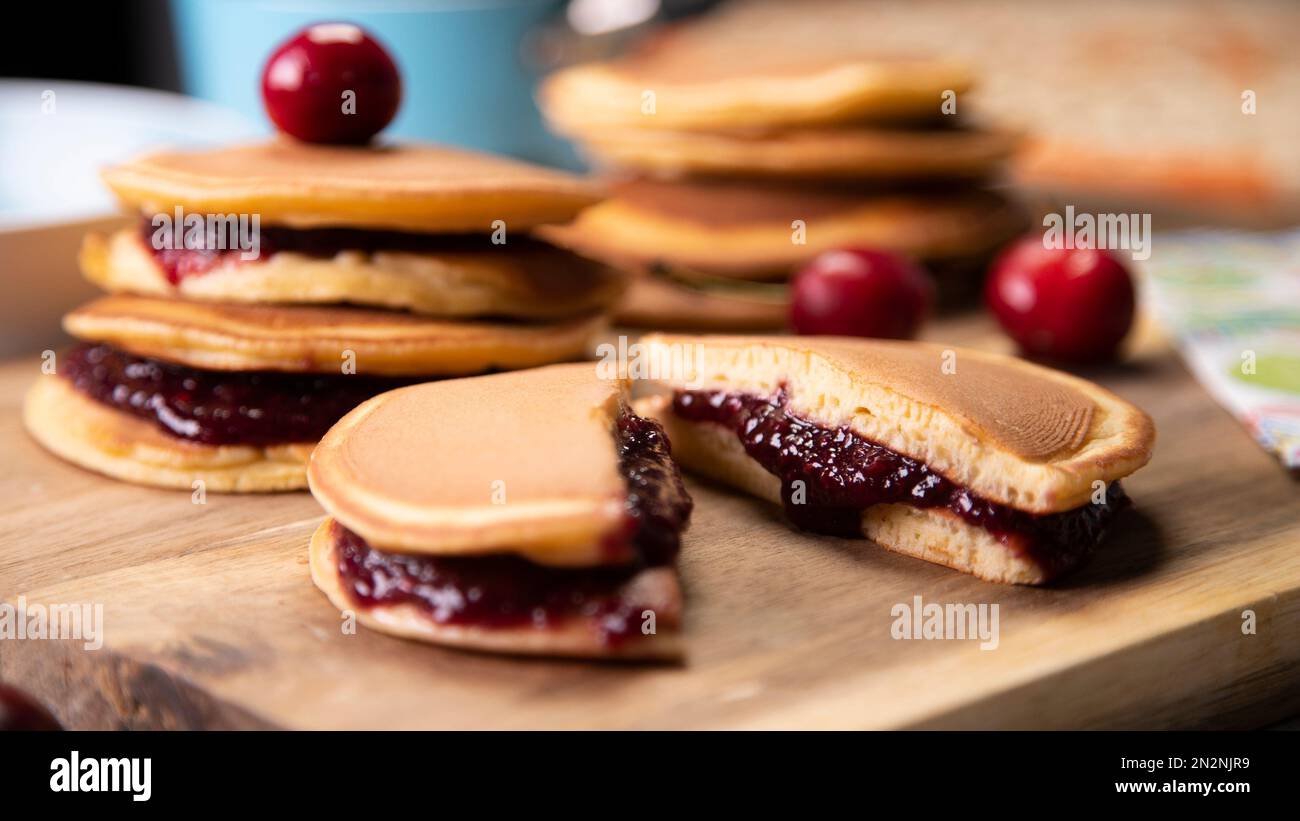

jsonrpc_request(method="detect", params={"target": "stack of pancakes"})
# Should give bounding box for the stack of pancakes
[538,48,1026,330]
[24,140,620,492]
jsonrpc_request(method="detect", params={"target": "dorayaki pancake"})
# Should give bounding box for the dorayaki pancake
[540,50,970,133]
[307,364,691,658]
[574,124,1020,181]
[24,376,312,492]
[101,140,602,233]
[538,179,1025,281]
[63,295,604,376]
[638,335,1154,514]
[309,521,683,660]
[310,365,652,564]
[81,227,626,320]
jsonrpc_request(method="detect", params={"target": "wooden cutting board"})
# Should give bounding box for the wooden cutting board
[2,316,1298,729]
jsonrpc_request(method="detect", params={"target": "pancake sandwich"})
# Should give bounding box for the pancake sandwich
[25,296,602,493]
[307,364,693,659]
[27,140,615,492]
[538,38,1025,330]
[635,335,1154,584]
[83,141,621,320]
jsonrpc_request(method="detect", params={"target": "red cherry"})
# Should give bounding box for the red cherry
[0,682,61,731]
[985,236,1135,362]
[261,23,401,144]
[790,248,933,338]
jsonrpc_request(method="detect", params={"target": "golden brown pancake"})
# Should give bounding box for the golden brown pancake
[101,140,603,233]
[80,228,626,320]
[306,364,691,658]
[309,365,631,565]
[539,179,1025,281]
[63,295,605,376]
[574,124,1020,181]
[24,376,312,492]
[638,335,1154,513]
[540,51,970,133]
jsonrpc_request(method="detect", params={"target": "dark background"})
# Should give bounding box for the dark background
[0,0,720,90]
[1,1,181,89]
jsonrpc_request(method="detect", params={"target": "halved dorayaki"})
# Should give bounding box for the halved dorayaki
[634,335,1154,585]
[307,364,693,659]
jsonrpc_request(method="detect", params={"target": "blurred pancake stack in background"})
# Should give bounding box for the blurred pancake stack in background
[667,0,1300,228]
[538,32,1026,331]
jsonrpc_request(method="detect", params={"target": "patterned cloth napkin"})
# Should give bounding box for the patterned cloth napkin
[1143,230,1300,470]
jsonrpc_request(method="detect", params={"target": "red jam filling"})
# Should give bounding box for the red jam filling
[63,343,417,446]
[609,409,694,565]
[334,409,692,644]
[672,389,1126,577]
[139,217,552,285]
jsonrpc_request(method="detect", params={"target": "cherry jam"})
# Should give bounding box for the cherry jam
[334,410,691,644]
[672,389,1125,577]
[612,410,693,566]
[140,217,555,285]
[63,343,417,446]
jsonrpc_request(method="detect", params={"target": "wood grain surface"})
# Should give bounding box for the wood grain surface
[1,316,1298,729]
